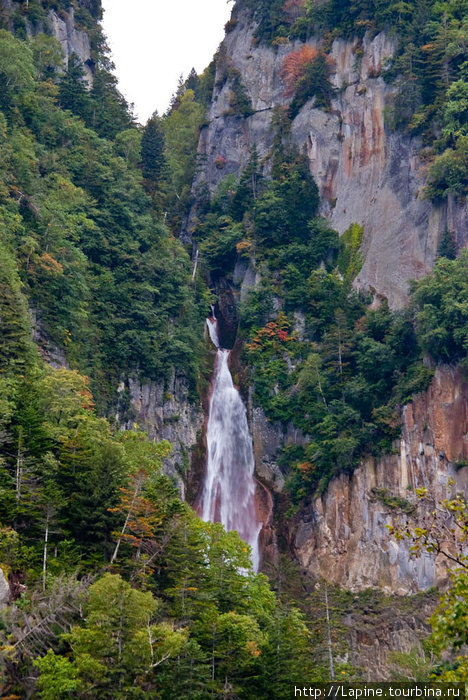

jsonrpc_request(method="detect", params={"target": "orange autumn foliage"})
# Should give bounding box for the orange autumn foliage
[280,45,318,96]
[236,239,253,257]
[246,316,297,355]
[297,461,315,474]
[38,252,64,275]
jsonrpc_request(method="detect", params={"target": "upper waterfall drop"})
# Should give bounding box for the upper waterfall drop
[206,307,220,349]
[201,312,261,571]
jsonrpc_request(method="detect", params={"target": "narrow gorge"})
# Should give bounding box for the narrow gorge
[201,311,261,571]
[1,0,468,694]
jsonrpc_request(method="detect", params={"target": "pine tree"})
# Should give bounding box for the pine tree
[0,244,35,373]
[89,63,133,139]
[58,54,92,123]
[141,112,166,183]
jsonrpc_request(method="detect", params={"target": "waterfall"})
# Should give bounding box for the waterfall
[201,313,261,571]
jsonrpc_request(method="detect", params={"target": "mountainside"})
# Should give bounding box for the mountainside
[186,0,468,594]
[1,0,468,694]
[188,3,468,307]
[1,0,95,83]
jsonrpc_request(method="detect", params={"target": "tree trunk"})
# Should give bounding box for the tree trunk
[110,473,143,564]
[191,247,199,283]
[15,427,24,501]
[324,584,335,680]
[42,514,49,592]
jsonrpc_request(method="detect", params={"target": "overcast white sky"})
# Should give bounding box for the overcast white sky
[101,0,233,123]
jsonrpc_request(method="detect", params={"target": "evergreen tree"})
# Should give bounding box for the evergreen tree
[0,29,36,110]
[90,64,133,139]
[58,54,92,122]
[141,112,166,183]
[0,243,35,373]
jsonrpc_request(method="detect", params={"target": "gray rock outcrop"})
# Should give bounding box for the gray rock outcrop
[47,7,93,85]
[190,11,467,307]
[116,372,203,498]
[2,3,93,85]
[0,568,10,609]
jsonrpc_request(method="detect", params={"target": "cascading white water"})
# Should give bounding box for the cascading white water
[202,314,261,571]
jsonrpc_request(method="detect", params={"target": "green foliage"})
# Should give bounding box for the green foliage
[58,54,92,123]
[58,51,133,140]
[34,651,80,699]
[289,51,334,118]
[0,28,36,110]
[29,525,314,697]
[226,68,254,117]
[430,567,468,682]
[443,79,468,140]
[198,215,244,274]
[371,487,415,514]
[338,222,364,282]
[0,240,36,373]
[254,154,320,247]
[411,251,468,362]
[31,34,63,80]
[0,327,314,698]
[141,112,166,183]
[241,0,290,44]
[2,17,209,402]
[89,61,133,139]
[0,28,207,397]
[3,447,316,696]
[247,278,425,498]
[163,88,206,229]
[438,228,458,259]
[425,135,468,200]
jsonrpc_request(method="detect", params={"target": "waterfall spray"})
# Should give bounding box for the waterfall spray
[201,312,261,571]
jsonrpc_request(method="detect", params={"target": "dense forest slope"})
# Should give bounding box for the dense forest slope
[1,0,468,694]
[0,2,314,696]
[185,0,468,593]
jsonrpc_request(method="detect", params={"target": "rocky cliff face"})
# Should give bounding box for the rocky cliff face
[233,261,465,593]
[187,5,468,593]
[191,9,468,307]
[47,5,93,84]
[343,589,436,680]
[2,0,93,84]
[0,568,10,609]
[116,373,203,498]
[266,365,468,592]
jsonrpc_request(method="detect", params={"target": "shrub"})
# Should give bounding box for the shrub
[281,45,319,97]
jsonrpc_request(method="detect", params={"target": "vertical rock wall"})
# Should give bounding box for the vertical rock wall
[293,365,468,591]
[0,568,10,609]
[47,7,93,85]
[116,373,203,498]
[190,11,468,307]
[2,2,93,84]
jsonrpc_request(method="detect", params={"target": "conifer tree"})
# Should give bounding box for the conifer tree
[58,54,92,123]
[90,63,133,139]
[141,112,166,183]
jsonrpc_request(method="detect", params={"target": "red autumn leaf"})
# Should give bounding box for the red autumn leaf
[280,45,318,96]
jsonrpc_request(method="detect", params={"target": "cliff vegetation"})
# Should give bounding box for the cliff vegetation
[1,0,468,694]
